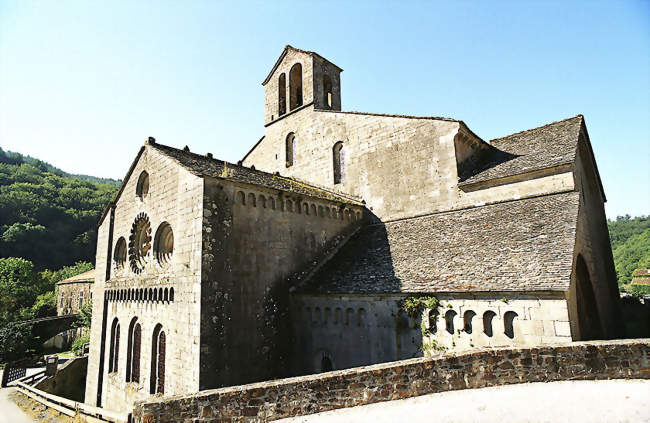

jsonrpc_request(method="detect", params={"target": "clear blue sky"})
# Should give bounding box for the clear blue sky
[1,0,648,218]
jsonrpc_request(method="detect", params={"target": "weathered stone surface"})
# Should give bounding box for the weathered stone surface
[132,340,649,423]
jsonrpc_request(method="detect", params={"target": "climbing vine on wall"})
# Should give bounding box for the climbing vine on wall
[398,295,439,318]
[398,295,446,357]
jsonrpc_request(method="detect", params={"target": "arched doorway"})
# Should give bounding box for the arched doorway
[575,254,603,340]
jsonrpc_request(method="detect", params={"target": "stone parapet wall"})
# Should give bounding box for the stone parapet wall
[134,339,649,423]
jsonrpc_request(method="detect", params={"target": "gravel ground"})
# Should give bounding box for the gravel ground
[276,380,650,423]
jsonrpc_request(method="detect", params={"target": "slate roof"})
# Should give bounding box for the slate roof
[459,115,583,186]
[295,192,580,294]
[150,143,363,205]
[58,269,95,285]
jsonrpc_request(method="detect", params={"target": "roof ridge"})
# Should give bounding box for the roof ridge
[150,142,364,203]
[490,114,583,143]
[315,109,459,123]
[375,190,579,227]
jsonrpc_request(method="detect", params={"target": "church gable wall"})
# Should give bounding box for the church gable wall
[199,176,364,389]
[86,146,204,411]
[246,109,577,221]
[568,132,622,340]
[290,292,571,375]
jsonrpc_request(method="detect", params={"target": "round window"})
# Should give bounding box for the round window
[154,222,174,265]
[129,213,152,273]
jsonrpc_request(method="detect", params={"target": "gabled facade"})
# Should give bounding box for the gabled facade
[87,46,622,415]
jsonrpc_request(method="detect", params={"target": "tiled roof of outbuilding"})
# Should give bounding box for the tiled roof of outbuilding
[151,143,363,205]
[459,115,583,186]
[58,269,95,285]
[294,192,580,294]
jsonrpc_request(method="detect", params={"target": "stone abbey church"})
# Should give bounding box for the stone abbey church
[86,46,622,413]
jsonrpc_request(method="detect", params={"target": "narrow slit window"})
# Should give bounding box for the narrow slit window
[333,141,344,184]
[286,133,295,167]
[278,73,286,116]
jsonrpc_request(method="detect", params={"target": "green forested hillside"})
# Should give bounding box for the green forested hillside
[0,147,119,270]
[607,215,650,287]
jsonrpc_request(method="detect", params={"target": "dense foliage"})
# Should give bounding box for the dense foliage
[0,257,93,326]
[608,215,650,287]
[0,146,119,270]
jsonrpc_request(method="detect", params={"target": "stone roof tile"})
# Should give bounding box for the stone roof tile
[151,143,363,205]
[459,115,583,186]
[295,192,580,294]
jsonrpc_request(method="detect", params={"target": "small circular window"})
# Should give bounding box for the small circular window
[114,237,127,269]
[136,171,149,199]
[129,213,152,273]
[154,222,174,265]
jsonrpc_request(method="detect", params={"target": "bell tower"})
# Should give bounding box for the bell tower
[262,46,343,125]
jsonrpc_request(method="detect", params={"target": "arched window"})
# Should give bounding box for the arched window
[483,311,496,337]
[323,75,332,108]
[150,324,166,394]
[321,356,333,372]
[108,318,120,373]
[463,310,476,334]
[289,63,303,110]
[357,308,366,327]
[154,223,174,265]
[428,310,437,333]
[332,142,344,184]
[445,310,457,334]
[278,73,287,116]
[504,311,518,339]
[79,291,84,308]
[126,318,141,383]
[136,171,149,199]
[114,237,127,269]
[286,133,295,167]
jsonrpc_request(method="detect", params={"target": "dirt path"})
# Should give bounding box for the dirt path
[0,388,34,423]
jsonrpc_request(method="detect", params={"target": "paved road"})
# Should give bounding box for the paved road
[0,388,34,423]
[277,379,650,423]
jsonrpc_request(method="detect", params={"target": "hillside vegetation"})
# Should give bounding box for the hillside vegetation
[0,147,119,270]
[607,215,650,288]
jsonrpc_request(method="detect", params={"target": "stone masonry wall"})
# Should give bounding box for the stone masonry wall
[133,339,649,423]
[199,177,364,389]
[57,280,93,315]
[244,107,576,222]
[86,145,205,414]
[290,292,572,376]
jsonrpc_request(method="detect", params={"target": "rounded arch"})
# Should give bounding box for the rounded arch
[504,311,518,339]
[126,317,141,383]
[114,237,127,269]
[108,318,120,373]
[323,74,332,108]
[463,310,476,334]
[169,287,174,302]
[445,310,457,334]
[575,254,603,340]
[237,191,246,205]
[332,141,344,184]
[483,310,497,337]
[285,133,295,168]
[278,72,287,116]
[314,349,334,373]
[150,323,166,394]
[154,222,174,265]
[289,63,303,110]
[136,171,149,199]
[428,309,438,333]
[164,288,169,302]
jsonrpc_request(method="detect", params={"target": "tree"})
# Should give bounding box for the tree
[0,258,43,324]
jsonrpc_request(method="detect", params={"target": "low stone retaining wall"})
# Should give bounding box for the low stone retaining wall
[134,339,650,423]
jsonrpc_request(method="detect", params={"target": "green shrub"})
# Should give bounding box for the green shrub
[71,333,90,356]
[0,320,37,363]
